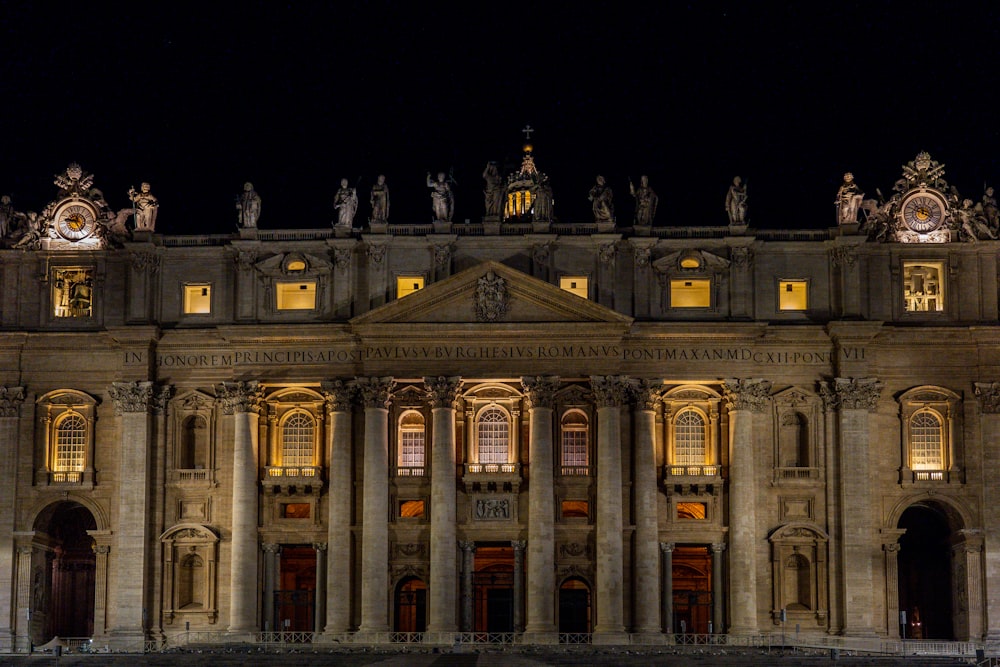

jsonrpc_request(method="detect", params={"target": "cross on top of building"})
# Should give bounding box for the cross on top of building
[522,125,535,141]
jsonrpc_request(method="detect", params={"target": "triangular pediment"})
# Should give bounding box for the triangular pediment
[351,261,633,327]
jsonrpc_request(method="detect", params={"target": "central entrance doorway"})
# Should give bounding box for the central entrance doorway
[33,501,97,644]
[558,578,591,634]
[394,577,427,632]
[673,546,713,634]
[473,545,514,633]
[898,504,953,639]
[275,546,316,633]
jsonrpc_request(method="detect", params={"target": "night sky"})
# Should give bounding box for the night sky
[1,1,998,233]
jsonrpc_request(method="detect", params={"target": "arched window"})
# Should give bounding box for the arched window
[398,411,426,471]
[673,409,706,465]
[477,407,509,464]
[560,410,589,473]
[909,411,943,470]
[281,412,315,467]
[54,413,87,481]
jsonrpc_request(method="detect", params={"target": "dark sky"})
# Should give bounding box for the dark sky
[1,1,998,233]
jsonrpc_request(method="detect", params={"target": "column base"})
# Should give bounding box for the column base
[727,625,760,637]
[631,630,667,645]
[351,630,392,644]
[315,630,353,644]
[519,630,559,645]
[422,631,459,646]
[592,629,630,645]
[107,629,147,651]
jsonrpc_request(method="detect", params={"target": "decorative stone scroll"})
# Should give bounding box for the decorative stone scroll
[0,386,25,418]
[424,376,463,408]
[833,377,883,411]
[520,376,560,409]
[474,269,510,322]
[233,249,257,271]
[109,381,154,414]
[974,382,1000,414]
[366,243,387,265]
[215,381,264,415]
[355,376,395,409]
[433,243,452,269]
[321,379,355,412]
[598,243,617,267]
[333,247,352,271]
[722,378,772,412]
[590,375,632,407]
[532,243,550,266]
[152,385,173,415]
[633,378,664,411]
[129,251,161,273]
[632,245,651,268]
[731,246,754,269]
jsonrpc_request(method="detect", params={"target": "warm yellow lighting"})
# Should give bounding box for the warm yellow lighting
[276,282,317,310]
[397,276,425,298]
[286,259,307,271]
[903,261,945,312]
[183,284,212,314]
[778,280,808,310]
[560,276,589,298]
[680,256,702,269]
[670,279,711,308]
[677,502,707,520]
[399,500,426,518]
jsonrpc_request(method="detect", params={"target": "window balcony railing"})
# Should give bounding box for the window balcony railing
[907,468,953,483]
[666,465,721,477]
[560,465,591,477]
[173,469,211,483]
[263,466,321,479]
[394,466,426,477]
[774,467,821,481]
[465,462,520,475]
[51,471,82,483]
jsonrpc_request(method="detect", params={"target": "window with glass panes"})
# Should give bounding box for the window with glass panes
[281,412,315,467]
[673,410,706,465]
[477,407,509,464]
[910,411,943,469]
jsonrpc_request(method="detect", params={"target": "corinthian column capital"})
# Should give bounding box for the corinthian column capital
[521,376,560,409]
[722,378,772,412]
[355,376,395,409]
[216,381,264,415]
[321,379,356,412]
[109,381,154,415]
[0,386,25,418]
[424,376,463,408]
[590,375,631,408]
[833,377,883,412]
[974,382,1000,414]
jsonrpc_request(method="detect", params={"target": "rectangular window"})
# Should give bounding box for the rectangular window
[561,500,589,519]
[183,284,212,314]
[677,502,707,520]
[397,276,425,298]
[280,503,311,519]
[670,279,711,308]
[400,430,425,468]
[52,268,94,318]
[560,276,589,299]
[902,261,944,312]
[276,281,317,310]
[399,500,426,518]
[778,280,808,311]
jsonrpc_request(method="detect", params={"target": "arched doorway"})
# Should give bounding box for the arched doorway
[394,577,426,632]
[32,501,97,643]
[558,577,591,634]
[898,504,953,639]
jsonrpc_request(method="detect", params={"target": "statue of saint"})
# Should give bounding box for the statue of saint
[983,186,998,233]
[725,176,748,224]
[333,178,358,228]
[427,171,455,222]
[482,162,502,217]
[589,175,614,223]
[0,195,16,239]
[128,182,159,231]
[835,172,864,224]
[958,198,997,241]
[534,176,553,221]
[629,175,658,225]
[370,174,390,224]
[236,182,261,228]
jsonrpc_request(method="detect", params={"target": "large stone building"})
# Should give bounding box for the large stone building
[0,151,998,650]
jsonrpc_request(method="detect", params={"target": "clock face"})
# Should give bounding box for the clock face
[901,193,945,233]
[54,202,97,241]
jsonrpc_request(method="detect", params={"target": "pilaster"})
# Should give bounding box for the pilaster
[633,379,662,638]
[975,382,1000,639]
[320,380,354,636]
[0,387,25,646]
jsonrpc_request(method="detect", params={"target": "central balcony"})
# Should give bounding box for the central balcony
[462,462,522,493]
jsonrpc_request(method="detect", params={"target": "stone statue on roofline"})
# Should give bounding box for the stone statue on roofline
[589,175,614,223]
[835,172,864,225]
[427,171,455,222]
[237,182,261,228]
[482,162,502,218]
[370,174,390,224]
[333,178,358,228]
[630,175,658,226]
[128,182,159,231]
[726,176,747,224]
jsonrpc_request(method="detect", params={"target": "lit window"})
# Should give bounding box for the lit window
[670,279,711,308]
[561,500,589,519]
[677,502,707,520]
[909,411,943,470]
[399,500,426,518]
[560,276,589,299]
[560,410,589,472]
[778,280,808,311]
[673,410,707,465]
[286,259,307,272]
[397,276,425,299]
[281,412,315,467]
[903,261,944,312]
[477,407,510,464]
[281,503,311,519]
[276,281,316,310]
[183,284,212,314]
[53,413,86,481]
[398,411,426,470]
[52,268,94,318]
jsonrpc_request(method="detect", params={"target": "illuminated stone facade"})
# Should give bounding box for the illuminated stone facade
[1,157,999,649]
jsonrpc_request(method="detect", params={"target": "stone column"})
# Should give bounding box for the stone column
[512,540,526,632]
[590,375,631,643]
[819,382,842,634]
[831,377,882,636]
[0,387,24,647]
[424,376,462,635]
[321,381,354,635]
[880,533,903,638]
[975,382,1000,639]
[356,377,395,634]
[313,543,327,633]
[633,380,662,638]
[521,375,560,641]
[460,541,476,632]
[711,543,726,634]
[13,545,31,648]
[952,530,985,641]
[217,381,264,634]
[660,543,674,634]
[262,544,279,632]
[722,378,772,635]
[107,381,157,646]
[88,533,113,639]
